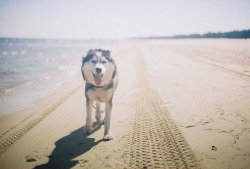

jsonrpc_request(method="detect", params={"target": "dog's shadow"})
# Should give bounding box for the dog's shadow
[34,122,102,169]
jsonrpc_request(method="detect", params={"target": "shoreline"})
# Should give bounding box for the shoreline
[0,75,84,153]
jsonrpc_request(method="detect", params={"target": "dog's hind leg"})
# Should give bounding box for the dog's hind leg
[95,101,104,125]
[103,101,113,140]
[84,99,93,134]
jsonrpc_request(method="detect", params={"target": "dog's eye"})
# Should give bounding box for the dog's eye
[102,60,107,64]
[91,60,97,64]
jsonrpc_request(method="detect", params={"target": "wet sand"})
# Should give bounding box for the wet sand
[0,39,250,168]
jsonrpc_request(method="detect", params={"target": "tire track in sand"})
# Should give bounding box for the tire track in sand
[0,85,82,157]
[123,50,200,168]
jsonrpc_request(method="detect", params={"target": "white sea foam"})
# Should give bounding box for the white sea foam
[0,87,16,94]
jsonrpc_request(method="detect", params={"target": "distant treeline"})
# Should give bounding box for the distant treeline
[137,29,250,39]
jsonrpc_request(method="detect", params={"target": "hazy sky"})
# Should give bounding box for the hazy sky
[0,0,250,39]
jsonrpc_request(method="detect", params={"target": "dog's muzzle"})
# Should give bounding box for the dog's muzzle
[96,68,102,73]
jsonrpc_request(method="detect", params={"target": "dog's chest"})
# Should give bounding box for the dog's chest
[86,88,113,102]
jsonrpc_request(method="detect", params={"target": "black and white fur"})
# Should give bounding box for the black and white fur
[81,49,118,140]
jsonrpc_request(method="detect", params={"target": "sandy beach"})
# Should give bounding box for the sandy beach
[0,39,250,169]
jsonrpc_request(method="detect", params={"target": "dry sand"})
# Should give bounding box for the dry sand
[0,39,250,169]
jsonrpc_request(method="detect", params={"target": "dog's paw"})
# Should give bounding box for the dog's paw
[103,130,113,141]
[103,134,113,141]
[84,126,92,134]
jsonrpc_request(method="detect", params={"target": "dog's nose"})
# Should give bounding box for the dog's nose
[96,68,102,73]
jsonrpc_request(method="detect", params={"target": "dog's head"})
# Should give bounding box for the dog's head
[81,49,116,86]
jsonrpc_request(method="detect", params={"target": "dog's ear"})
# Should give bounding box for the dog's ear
[87,49,95,55]
[82,49,94,60]
[82,49,95,63]
[81,56,85,80]
[102,50,111,57]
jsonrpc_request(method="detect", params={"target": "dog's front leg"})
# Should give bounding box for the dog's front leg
[84,99,93,134]
[95,101,104,125]
[103,101,113,140]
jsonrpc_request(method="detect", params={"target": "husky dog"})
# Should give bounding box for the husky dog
[81,49,118,140]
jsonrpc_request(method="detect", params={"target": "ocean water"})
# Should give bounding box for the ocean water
[0,38,110,117]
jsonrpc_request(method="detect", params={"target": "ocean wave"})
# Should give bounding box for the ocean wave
[20,50,27,54]
[0,71,15,75]
[1,51,8,55]
[0,76,53,94]
[0,50,26,56]
[0,51,18,55]
[0,87,16,94]
[22,76,53,86]
[57,65,73,71]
